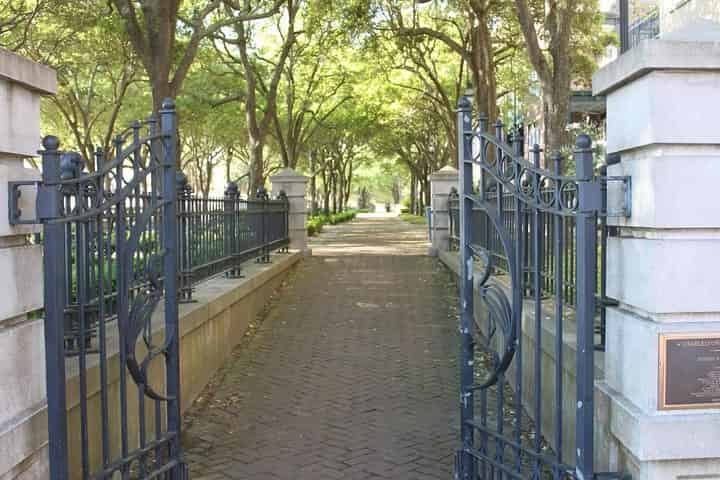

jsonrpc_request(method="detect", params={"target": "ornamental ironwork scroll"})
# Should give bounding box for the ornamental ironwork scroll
[39,100,186,480]
[453,96,629,480]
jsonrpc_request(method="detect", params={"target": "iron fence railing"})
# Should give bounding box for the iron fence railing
[60,172,289,354]
[448,172,612,351]
[177,179,289,301]
[629,9,660,50]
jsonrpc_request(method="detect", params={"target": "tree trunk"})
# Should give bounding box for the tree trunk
[544,58,572,154]
[248,140,264,194]
[321,166,330,215]
[514,0,576,154]
[410,172,417,215]
[338,169,345,212]
[310,150,317,214]
[469,10,498,123]
[150,78,173,115]
[344,160,353,208]
[423,174,430,213]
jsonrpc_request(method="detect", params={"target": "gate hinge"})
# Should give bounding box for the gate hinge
[602,175,632,218]
[9,181,62,225]
[8,181,40,225]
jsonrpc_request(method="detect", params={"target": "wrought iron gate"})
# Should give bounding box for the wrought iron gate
[38,100,185,479]
[452,96,628,480]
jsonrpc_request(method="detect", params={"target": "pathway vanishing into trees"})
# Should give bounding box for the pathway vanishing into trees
[184,213,460,479]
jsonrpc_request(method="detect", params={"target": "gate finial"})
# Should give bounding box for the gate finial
[225,181,239,198]
[42,135,60,151]
[457,95,472,111]
[160,98,176,111]
[575,134,594,180]
[576,133,592,150]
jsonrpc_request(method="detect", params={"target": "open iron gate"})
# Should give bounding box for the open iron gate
[452,96,627,480]
[37,100,185,479]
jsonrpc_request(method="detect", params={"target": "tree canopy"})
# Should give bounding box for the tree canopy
[2,0,614,211]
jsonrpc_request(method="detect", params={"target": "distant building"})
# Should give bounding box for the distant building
[661,0,720,36]
[524,0,674,154]
[565,1,661,153]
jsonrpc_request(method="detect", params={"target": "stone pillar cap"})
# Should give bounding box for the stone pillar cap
[270,167,308,183]
[593,38,720,96]
[429,165,459,181]
[0,47,56,94]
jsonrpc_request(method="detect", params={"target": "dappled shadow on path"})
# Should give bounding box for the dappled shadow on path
[182,211,459,480]
[310,213,429,256]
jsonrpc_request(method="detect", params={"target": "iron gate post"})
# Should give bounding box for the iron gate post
[177,172,194,301]
[256,187,271,263]
[40,135,70,480]
[457,96,476,479]
[574,134,599,479]
[225,182,243,277]
[160,99,184,478]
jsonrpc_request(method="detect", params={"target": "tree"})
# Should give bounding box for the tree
[178,46,252,195]
[272,25,352,170]
[384,0,524,124]
[182,131,224,198]
[213,0,300,192]
[0,1,45,50]
[9,1,144,170]
[514,0,610,151]
[380,28,465,164]
[110,0,284,111]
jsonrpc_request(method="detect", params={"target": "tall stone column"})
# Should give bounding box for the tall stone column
[0,49,57,478]
[593,34,720,479]
[428,166,459,256]
[270,168,311,255]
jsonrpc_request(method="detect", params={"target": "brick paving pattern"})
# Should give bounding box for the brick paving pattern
[184,214,460,479]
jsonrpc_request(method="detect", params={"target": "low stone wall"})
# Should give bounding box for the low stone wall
[438,251,614,469]
[0,251,301,479]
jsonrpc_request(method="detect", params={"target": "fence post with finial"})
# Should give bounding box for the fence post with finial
[225,181,243,278]
[159,98,183,470]
[39,135,70,480]
[456,94,476,480]
[176,172,194,301]
[574,133,598,479]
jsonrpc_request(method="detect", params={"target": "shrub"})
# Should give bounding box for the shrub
[307,217,324,236]
[399,213,427,225]
[307,209,357,236]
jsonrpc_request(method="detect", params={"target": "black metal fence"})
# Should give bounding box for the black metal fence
[448,156,612,351]
[37,105,186,479]
[61,172,289,355]
[25,102,290,479]
[452,98,630,480]
[177,178,289,302]
[629,9,660,50]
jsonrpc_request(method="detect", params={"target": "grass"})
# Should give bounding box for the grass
[399,213,428,225]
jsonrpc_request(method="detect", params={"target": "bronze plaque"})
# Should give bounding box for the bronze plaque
[659,333,720,410]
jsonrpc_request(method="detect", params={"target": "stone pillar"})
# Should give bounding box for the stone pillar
[428,166,459,257]
[270,168,310,255]
[0,49,56,478]
[592,35,720,479]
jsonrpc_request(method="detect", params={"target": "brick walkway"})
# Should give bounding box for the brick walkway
[184,214,460,479]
